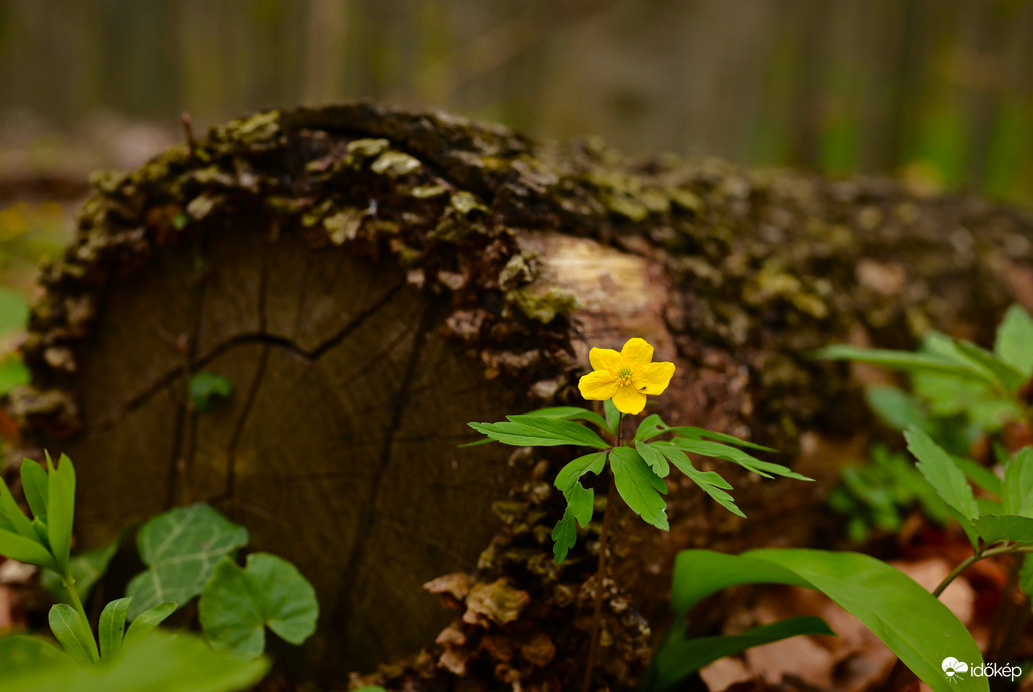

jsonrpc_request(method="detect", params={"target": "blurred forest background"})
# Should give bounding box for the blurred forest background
[1,0,1033,307]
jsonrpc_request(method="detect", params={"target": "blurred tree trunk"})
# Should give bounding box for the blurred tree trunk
[11,102,1033,686]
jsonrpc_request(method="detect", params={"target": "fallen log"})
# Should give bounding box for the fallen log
[9,102,1033,684]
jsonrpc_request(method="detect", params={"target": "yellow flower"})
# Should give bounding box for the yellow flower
[578,337,676,415]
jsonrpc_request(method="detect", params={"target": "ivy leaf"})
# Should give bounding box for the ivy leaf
[1003,448,1033,518]
[995,304,1033,376]
[199,553,319,660]
[126,503,249,619]
[636,440,670,477]
[189,372,233,413]
[551,509,577,564]
[469,416,609,448]
[554,451,607,494]
[655,443,745,518]
[49,603,99,666]
[905,427,979,526]
[609,447,668,530]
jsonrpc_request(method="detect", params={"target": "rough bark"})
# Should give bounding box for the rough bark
[8,102,1033,686]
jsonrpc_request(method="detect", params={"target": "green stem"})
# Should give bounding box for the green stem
[582,413,622,692]
[61,572,91,628]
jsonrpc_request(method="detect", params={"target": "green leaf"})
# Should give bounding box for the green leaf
[609,447,668,530]
[123,602,177,648]
[1019,555,1033,600]
[189,372,233,413]
[45,452,75,575]
[604,399,620,436]
[953,455,1002,498]
[996,304,1033,376]
[48,603,99,666]
[0,630,268,692]
[0,476,37,542]
[0,286,28,335]
[634,414,667,441]
[99,597,132,660]
[126,503,249,619]
[554,451,607,494]
[551,509,577,564]
[951,339,1027,393]
[566,481,594,528]
[815,344,992,383]
[656,444,744,518]
[199,553,319,660]
[865,385,934,434]
[1003,447,1033,518]
[42,535,121,605]
[0,527,57,571]
[469,416,609,449]
[18,461,48,524]
[666,426,778,453]
[670,549,987,692]
[973,515,1033,545]
[0,636,70,679]
[636,440,669,477]
[645,616,834,692]
[0,355,30,395]
[671,437,812,481]
[525,406,610,433]
[904,427,979,523]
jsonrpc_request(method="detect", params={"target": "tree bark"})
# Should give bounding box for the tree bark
[9,102,1033,685]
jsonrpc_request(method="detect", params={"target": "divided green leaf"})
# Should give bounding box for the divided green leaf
[904,427,979,523]
[1003,448,1033,518]
[671,438,811,481]
[126,503,249,619]
[609,447,668,530]
[950,339,1027,393]
[469,416,609,449]
[815,344,992,384]
[199,553,318,660]
[525,406,610,434]
[554,451,607,494]
[636,440,669,477]
[551,509,577,564]
[995,304,1033,375]
[654,444,744,518]
[973,515,1033,545]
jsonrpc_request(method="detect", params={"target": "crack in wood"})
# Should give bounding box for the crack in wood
[334,301,435,628]
[110,279,408,427]
[218,237,273,503]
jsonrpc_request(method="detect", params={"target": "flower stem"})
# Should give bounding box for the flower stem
[62,572,90,628]
[582,414,622,692]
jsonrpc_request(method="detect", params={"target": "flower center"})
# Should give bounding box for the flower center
[615,365,634,387]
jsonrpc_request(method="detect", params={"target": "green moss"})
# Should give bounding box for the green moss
[506,284,578,324]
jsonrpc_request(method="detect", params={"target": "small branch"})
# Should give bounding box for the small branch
[582,414,621,692]
[181,111,197,159]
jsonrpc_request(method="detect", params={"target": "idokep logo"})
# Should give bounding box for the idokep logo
[942,657,1022,683]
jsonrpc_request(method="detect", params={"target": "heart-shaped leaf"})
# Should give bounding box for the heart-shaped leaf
[126,504,249,619]
[200,553,318,660]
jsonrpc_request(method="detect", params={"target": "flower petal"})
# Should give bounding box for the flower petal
[579,370,619,401]
[635,361,676,395]
[621,338,654,368]
[612,385,647,415]
[589,348,622,373]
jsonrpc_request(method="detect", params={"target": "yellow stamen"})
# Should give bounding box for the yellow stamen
[615,365,634,387]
